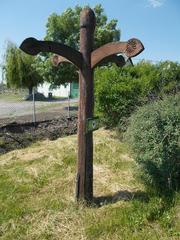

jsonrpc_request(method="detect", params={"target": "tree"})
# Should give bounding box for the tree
[4,42,43,95]
[36,4,120,87]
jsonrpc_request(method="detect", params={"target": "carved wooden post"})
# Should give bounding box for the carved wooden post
[20,7,144,204]
[76,9,95,201]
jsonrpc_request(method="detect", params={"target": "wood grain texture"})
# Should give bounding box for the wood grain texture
[77,8,95,202]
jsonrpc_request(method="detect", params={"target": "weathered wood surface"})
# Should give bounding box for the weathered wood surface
[77,8,95,202]
[52,55,71,66]
[51,37,144,69]
[91,38,144,68]
[20,7,144,203]
[92,54,126,68]
[52,53,127,68]
[20,37,83,69]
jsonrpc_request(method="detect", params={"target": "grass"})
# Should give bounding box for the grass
[0,129,179,239]
[0,92,26,102]
[35,101,78,113]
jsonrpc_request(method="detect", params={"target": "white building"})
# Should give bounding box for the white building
[37,82,70,98]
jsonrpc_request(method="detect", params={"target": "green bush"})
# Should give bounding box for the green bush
[95,65,142,127]
[94,61,180,129]
[125,94,180,193]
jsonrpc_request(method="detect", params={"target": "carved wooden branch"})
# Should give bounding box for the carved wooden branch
[52,55,72,66]
[20,37,142,70]
[91,38,144,68]
[20,37,83,69]
[92,54,126,68]
[51,38,143,69]
[52,53,128,68]
[19,7,144,203]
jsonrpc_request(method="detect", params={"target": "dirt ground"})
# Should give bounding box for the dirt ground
[0,112,78,155]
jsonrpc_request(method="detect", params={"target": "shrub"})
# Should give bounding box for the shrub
[125,94,180,193]
[94,61,180,129]
[95,65,141,127]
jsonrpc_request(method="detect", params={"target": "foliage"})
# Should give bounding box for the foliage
[133,60,180,101]
[35,56,78,88]
[36,4,120,87]
[95,60,180,128]
[95,64,142,128]
[3,42,43,94]
[45,4,120,51]
[125,94,180,193]
[0,83,6,92]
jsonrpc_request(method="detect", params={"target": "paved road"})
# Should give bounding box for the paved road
[0,99,78,119]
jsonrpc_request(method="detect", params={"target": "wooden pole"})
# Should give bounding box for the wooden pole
[76,8,95,202]
[19,8,144,204]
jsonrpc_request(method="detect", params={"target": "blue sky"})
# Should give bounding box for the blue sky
[0,0,180,81]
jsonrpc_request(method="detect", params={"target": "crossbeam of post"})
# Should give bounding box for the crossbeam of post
[52,53,129,68]
[20,7,144,203]
[20,37,83,69]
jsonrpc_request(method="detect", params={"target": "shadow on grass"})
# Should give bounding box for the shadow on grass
[93,190,149,207]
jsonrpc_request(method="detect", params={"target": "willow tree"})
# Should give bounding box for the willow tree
[4,42,43,95]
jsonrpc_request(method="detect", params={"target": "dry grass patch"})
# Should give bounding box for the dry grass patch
[0,128,179,240]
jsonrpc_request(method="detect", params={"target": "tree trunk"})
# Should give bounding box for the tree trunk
[28,86,33,95]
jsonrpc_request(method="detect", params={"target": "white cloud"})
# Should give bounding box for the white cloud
[148,0,164,8]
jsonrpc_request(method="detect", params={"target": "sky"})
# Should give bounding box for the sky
[0,0,180,82]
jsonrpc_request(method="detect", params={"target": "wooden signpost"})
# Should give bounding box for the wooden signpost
[20,8,144,203]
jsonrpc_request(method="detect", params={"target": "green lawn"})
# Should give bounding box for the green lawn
[0,129,179,239]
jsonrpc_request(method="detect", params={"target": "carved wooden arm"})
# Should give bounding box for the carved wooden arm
[51,38,144,69]
[20,37,144,70]
[20,37,83,69]
[91,38,144,68]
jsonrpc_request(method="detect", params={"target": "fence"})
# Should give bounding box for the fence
[0,87,78,126]
[0,86,78,154]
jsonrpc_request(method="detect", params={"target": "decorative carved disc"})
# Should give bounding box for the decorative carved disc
[125,38,144,58]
